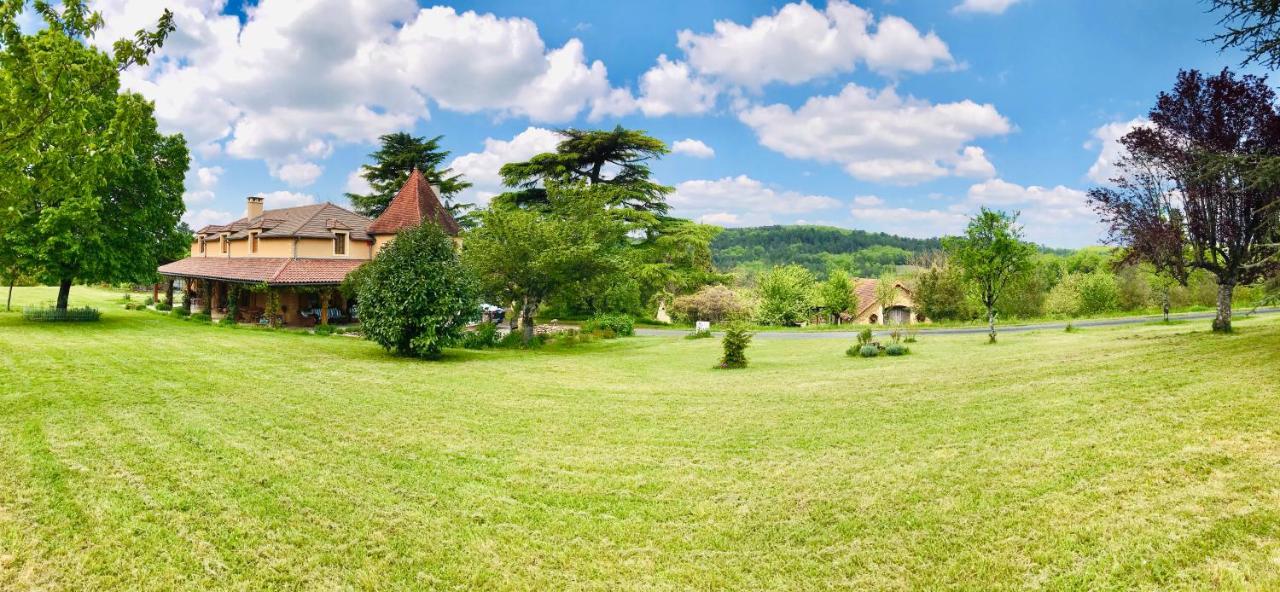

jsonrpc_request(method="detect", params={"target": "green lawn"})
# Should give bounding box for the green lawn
[3,286,1280,590]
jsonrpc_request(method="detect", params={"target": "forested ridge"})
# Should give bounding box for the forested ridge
[711,225,941,274]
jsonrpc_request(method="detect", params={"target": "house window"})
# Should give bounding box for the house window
[333,232,347,255]
[220,233,229,253]
[199,238,206,254]
[249,231,259,254]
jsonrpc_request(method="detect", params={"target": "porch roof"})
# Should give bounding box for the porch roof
[158,257,365,286]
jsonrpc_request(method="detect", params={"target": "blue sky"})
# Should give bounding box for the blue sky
[86,0,1262,247]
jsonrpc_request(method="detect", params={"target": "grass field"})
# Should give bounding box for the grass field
[3,285,1280,590]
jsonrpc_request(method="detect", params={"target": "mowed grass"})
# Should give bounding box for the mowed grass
[2,286,1280,590]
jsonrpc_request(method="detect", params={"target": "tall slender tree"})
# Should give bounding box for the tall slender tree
[345,132,471,219]
[945,208,1036,343]
[1088,69,1280,332]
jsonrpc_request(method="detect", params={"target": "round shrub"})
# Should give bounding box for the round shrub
[354,222,478,359]
[189,312,211,323]
[155,301,172,311]
[583,313,634,337]
[460,322,500,349]
[218,317,238,327]
[884,343,909,356]
[858,344,879,358]
[171,307,190,318]
[313,324,335,336]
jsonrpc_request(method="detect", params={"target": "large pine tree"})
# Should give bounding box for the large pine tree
[345,132,471,219]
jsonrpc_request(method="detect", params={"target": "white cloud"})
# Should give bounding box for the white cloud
[852,195,884,206]
[953,146,997,178]
[963,178,1102,246]
[676,0,952,88]
[636,55,718,116]
[953,0,1023,15]
[739,83,1011,184]
[183,208,235,229]
[195,165,223,188]
[182,190,215,206]
[849,205,969,238]
[344,168,373,196]
[698,212,742,225]
[1086,118,1148,184]
[94,1,633,170]
[672,138,716,158]
[271,161,324,187]
[671,175,841,225]
[447,127,562,206]
[258,190,318,210]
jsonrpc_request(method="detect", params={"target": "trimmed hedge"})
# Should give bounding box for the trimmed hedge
[22,306,101,322]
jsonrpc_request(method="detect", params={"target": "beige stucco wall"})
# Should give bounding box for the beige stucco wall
[189,236,372,260]
[853,286,926,325]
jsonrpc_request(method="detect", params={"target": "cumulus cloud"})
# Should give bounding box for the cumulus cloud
[271,161,324,187]
[671,175,841,226]
[676,0,952,88]
[258,190,318,210]
[636,56,718,116]
[953,0,1023,15]
[849,204,969,238]
[195,165,223,188]
[963,178,1102,246]
[672,138,716,158]
[1086,118,1148,184]
[953,146,997,178]
[93,1,633,170]
[183,207,235,229]
[344,168,373,196]
[447,127,562,206]
[739,83,1011,184]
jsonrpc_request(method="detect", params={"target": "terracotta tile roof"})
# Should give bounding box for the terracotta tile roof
[367,168,460,236]
[196,203,374,242]
[158,257,366,286]
[853,279,914,317]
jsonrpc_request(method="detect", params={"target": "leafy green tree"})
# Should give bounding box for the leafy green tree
[464,183,628,344]
[354,221,477,359]
[496,125,672,216]
[345,132,471,219]
[3,17,188,311]
[633,218,724,311]
[756,264,815,326]
[944,208,1036,343]
[818,269,857,324]
[913,252,974,321]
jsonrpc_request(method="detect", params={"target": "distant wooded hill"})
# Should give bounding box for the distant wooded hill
[710,225,942,277]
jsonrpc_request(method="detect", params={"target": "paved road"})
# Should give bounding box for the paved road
[635,307,1280,340]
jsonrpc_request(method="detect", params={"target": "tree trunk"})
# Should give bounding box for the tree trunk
[521,297,537,344]
[320,290,331,326]
[987,307,998,344]
[6,275,13,312]
[165,279,174,305]
[56,278,72,311]
[1162,289,1170,323]
[1213,281,1234,333]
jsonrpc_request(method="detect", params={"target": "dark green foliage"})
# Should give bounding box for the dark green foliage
[718,323,752,369]
[583,313,634,337]
[355,221,478,359]
[756,264,814,326]
[857,344,880,358]
[884,343,910,356]
[143,296,154,306]
[856,328,874,347]
[154,301,171,311]
[313,324,335,336]
[711,226,938,275]
[171,307,189,318]
[344,132,470,219]
[189,312,211,323]
[460,322,501,350]
[686,329,713,340]
[218,317,237,327]
[22,306,99,322]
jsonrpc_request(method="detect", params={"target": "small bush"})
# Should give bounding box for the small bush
[461,322,501,349]
[22,306,101,322]
[190,312,212,323]
[122,293,132,301]
[155,301,172,311]
[1064,321,1077,333]
[884,343,910,356]
[172,307,189,318]
[856,327,874,347]
[858,344,880,358]
[583,313,634,337]
[218,317,238,327]
[904,328,919,343]
[888,328,903,344]
[686,329,714,340]
[144,296,155,306]
[313,324,335,336]
[718,323,752,369]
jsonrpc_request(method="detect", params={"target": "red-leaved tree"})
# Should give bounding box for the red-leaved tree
[1088,69,1280,332]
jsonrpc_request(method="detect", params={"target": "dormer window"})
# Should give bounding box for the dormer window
[220,233,229,254]
[333,232,347,256]
[198,237,206,254]
[249,231,259,254]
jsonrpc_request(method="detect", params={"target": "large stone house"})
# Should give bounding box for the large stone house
[850,278,927,325]
[158,169,457,326]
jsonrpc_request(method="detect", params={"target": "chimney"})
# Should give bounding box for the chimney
[246,196,264,219]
